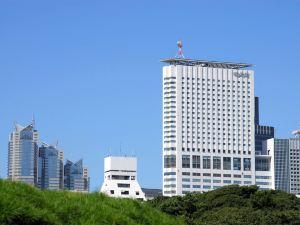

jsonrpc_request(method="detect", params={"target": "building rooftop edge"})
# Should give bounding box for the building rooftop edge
[161,58,254,69]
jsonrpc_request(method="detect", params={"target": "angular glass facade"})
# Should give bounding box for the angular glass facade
[64,159,89,192]
[38,144,64,190]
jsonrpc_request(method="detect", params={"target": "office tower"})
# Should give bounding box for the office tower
[7,122,39,186]
[289,130,300,195]
[162,58,255,196]
[265,139,289,192]
[64,159,89,192]
[265,129,300,194]
[38,143,64,190]
[254,97,274,154]
[100,156,145,200]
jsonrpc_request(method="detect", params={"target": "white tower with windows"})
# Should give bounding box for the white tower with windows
[100,156,145,200]
[162,56,255,196]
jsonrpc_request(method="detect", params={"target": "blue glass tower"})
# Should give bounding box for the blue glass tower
[38,144,64,190]
[64,159,89,192]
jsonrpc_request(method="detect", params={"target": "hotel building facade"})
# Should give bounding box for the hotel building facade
[162,59,255,196]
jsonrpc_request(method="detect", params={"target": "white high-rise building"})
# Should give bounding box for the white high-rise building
[162,58,255,196]
[100,156,145,200]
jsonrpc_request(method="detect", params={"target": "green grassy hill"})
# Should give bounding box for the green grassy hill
[2,180,300,225]
[149,185,300,225]
[0,179,184,225]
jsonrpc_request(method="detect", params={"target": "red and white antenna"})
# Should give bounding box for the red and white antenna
[175,40,184,58]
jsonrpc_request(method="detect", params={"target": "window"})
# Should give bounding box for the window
[118,183,130,188]
[244,158,251,171]
[121,191,129,195]
[203,156,211,169]
[213,156,221,169]
[203,173,211,176]
[255,157,270,171]
[182,172,190,176]
[233,158,241,170]
[182,155,190,168]
[223,157,231,170]
[112,175,130,180]
[192,155,201,168]
[164,172,176,176]
[164,155,176,168]
[203,185,211,189]
[110,190,114,194]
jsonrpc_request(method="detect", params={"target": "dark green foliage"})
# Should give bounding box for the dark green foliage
[149,185,300,225]
[0,179,184,225]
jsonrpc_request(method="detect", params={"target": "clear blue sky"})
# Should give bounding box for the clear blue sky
[1,0,300,190]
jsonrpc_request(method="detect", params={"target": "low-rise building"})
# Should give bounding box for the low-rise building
[100,156,145,200]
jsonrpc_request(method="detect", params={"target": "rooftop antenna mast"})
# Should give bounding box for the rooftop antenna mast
[32,113,36,129]
[175,40,184,59]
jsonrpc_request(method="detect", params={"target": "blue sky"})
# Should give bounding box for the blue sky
[1,0,300,190]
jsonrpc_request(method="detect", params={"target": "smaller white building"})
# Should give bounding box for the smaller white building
[100,156,145,200]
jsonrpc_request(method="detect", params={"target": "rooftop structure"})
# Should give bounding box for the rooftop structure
[161,58,253,69]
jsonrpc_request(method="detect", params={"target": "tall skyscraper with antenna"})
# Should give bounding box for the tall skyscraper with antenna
[7,121,39,186]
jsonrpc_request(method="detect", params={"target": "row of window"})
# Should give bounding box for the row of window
[163,172,252,179]
[181,89,251,96]
[180,78,250,84]
[181,181,252,189]
[164,155,251,171]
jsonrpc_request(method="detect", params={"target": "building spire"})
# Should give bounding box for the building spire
[32,113,36,129]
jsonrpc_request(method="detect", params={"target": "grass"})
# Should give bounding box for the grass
[0,179,184,225]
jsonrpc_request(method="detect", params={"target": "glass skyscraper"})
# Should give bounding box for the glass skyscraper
[7,122,39,186]
[64,159,89,192]
[38,144,64,190]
